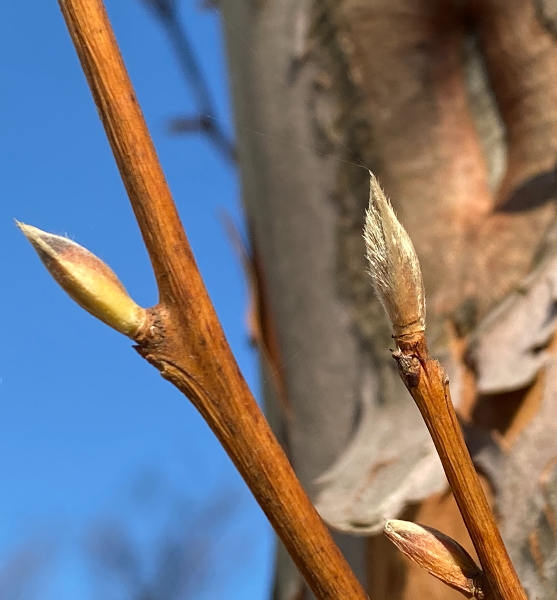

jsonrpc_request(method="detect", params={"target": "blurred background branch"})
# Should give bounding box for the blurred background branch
[0,543,49,600]
[87,476,246,600]
[141,0,236,163]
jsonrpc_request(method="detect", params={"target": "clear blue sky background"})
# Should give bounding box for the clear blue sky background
[1,1,273,598]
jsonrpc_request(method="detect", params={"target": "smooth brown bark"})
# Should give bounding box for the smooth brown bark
[56,1,369,599]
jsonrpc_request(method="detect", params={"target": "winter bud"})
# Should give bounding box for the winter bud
[18,222,146,337]
[384,520,484,598]
[363,173,426,337]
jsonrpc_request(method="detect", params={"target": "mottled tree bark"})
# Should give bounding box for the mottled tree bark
[220,0,557,598]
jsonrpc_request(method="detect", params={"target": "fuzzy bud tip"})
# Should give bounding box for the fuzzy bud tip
[363,173,426,337]
[17,221,146,337]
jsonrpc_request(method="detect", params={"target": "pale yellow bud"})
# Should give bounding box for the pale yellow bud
[18,222,146,337]
[363,173,426,337]
[385,520,485,598]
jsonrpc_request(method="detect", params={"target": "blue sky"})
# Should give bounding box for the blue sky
[0,1,273,598]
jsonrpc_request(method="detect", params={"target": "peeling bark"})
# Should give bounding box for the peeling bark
[220,0,557,597]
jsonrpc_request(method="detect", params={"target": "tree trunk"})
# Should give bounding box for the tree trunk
[220,1,557,598]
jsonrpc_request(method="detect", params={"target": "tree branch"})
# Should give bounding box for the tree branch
[56,1,368,599]
[393,332,525,600]
[364,174,526,600]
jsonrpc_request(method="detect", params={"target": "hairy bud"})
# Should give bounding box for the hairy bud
[385,520,485,598]
[363,173,426,336]
[18,222,146,337]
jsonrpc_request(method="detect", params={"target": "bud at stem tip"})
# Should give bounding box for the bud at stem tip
[363,173,426,337]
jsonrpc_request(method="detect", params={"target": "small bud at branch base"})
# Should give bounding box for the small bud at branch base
[385,520,484,597]
[17,222,146,337]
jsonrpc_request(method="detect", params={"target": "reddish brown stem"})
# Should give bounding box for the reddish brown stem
[56,1,368,598]
[394,332,526,600]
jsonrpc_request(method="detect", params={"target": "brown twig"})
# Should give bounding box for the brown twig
[364,174,526,600]
[393,333,524,600]
[55,1,368,599]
